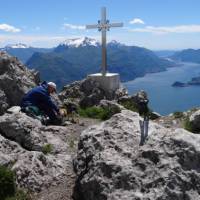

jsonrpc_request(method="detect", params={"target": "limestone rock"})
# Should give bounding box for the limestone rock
[7,106,21,114]
[0,52,39,115]
[73,110,200,200]
[0,111,76,192]
[99,99,124,115]
[59,78,128,108]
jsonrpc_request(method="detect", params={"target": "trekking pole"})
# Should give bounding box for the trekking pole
[144,115,149,139]
[139,118,145,146]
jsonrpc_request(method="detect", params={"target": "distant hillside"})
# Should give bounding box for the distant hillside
[0,43,52,63]
[154,50,177,58]
[26,37,175,89]
[171,49,200,63]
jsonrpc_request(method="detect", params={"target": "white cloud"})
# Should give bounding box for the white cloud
[63,23,85,30]
[129,18,145,25]
[0,24,21,33]
[129,25,200,34]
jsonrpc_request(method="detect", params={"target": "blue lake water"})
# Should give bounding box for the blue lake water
[123,62,200,115]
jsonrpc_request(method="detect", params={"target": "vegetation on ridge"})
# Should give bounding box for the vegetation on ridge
[78,106,120,120]
[0,165,30,200]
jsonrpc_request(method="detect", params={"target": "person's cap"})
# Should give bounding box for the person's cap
[47,82,57,92]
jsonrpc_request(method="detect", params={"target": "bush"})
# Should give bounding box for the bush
[5,190,30,200]
[0,166,31,200]
[78,106,115,120]
[42,144,53,154]
[0,165,16,200]
[120,101,139,113]
[173,111,184,119]
[183,117,199,133]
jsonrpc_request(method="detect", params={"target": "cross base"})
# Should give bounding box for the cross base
[87,73,120,91]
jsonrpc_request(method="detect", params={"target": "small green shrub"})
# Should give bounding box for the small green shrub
[78,106,115,120]
[183,117,199,133]
[42,144,53,155]
[0,165,16,200]
[190,107,198,112]
[5,190,30,200]
[120,101,139,113]
[69,138,75,149]
[173,111,184,119]
[148,111,160,120]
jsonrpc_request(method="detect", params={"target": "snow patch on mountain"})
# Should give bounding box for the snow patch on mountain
[4,43,30,49]
[60,37,100,47]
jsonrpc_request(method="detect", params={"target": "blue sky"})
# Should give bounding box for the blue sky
[1,0,200,49]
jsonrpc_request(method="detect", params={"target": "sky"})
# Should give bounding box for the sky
[1,0,200,50]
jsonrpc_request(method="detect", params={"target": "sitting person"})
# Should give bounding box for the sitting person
[21,81,62,125]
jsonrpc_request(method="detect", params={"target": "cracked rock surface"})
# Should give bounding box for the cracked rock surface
[74,110,200,200]
[0,112,74,192]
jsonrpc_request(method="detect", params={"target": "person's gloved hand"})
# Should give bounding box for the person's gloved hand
[59,108,67,117]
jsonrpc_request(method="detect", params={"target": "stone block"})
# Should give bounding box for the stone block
[87,73,120,91]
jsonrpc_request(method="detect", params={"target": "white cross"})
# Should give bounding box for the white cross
[86,7,123,75]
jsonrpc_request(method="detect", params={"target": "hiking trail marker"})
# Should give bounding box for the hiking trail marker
[86,7,123,91]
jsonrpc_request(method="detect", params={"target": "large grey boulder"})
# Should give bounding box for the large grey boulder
[73,110,200,200]
[0,52,39,115]
[0,111,76,192]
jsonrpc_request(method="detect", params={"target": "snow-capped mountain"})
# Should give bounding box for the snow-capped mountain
[27,37,175,89]
[0,44,52,63]
[108,40,124,47]
[60,37,100,48]
[3,43,30,49]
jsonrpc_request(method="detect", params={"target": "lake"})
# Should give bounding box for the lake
[123,62,200,115]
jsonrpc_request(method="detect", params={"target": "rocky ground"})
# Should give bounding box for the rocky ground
[73,110,200,200]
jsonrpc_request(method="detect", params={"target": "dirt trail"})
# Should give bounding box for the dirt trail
[33,117,100,200]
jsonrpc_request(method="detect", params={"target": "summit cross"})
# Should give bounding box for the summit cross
[86,7,123,76]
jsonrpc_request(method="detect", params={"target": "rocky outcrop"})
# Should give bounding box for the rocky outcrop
[59,79,151,119]
[59,78,128,108]
[118,90,149,115]
[0,110,76,192]
[73,110,200,200]
[0,52,39,115]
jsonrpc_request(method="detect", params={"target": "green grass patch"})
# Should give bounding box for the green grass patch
[0,165,16,200]
[78,106,117,120]
[183,117,199,133]
[120,101,139,113]
[173,111,184,119]
[0,165,32,200]
[5,190,31,200]
[42,144,53,155]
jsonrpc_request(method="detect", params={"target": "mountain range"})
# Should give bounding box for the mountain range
[171,49,200,63]
[0,38,175,89]
[0,43,52,63]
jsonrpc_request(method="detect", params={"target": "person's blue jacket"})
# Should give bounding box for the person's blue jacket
[21,82,59,116]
